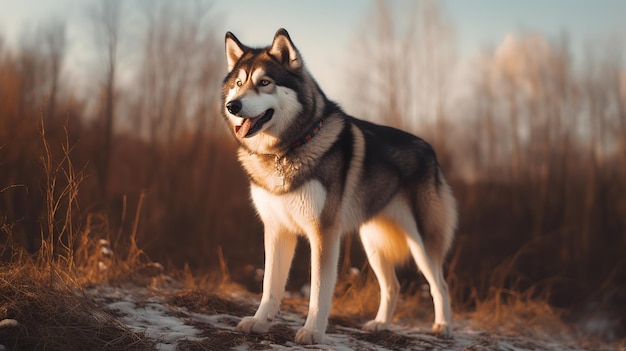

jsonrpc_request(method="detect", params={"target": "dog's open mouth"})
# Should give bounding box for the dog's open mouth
[234,109,274,138]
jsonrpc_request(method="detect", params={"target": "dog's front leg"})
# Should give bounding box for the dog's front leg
[237,227,297,334]
[295,233,341,344]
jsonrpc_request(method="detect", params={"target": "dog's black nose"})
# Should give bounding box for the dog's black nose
[226,100,242,114]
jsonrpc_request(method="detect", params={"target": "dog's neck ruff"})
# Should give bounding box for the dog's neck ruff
[271,120,323,187]
[291,120,323,150]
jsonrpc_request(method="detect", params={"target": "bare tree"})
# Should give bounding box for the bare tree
[15,29,47,120]
[346,0,456,145]
[37,18,65,118]
[3,22,67,121]
[41,19,66,119]
[416,0,456,141]
[90,0,122,202]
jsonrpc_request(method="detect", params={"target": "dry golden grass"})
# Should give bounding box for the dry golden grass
[0,263,154,351]
[331,266,380,320]
[472,289,568,337]
[0,117,158,350]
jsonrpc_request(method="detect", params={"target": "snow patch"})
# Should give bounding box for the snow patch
[90,287,203,351]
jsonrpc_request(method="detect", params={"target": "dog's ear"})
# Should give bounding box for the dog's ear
[269,28,301,71]
[225,32,246,73]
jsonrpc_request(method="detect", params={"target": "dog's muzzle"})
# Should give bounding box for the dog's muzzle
[227,99,274,139]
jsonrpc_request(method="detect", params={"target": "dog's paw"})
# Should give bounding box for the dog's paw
[295,327,323,344]
[432,323,452,338]
[363,320,389,331]
[236,316,271,334]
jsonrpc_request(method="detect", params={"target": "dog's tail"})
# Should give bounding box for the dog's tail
[416,168,458,265]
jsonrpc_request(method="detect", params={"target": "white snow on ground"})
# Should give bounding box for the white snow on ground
[107,299,202,350]
[88,286,204,351]
[87,285,618,351]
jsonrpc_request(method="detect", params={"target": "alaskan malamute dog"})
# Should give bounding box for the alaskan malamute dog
[222,28,457,345]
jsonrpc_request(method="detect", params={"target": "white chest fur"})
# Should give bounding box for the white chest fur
[250,180,327,235]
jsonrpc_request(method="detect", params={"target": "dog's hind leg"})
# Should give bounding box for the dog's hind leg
[406,177,456,337]
[405,234,452,337]
[237,227,297,334]
[359,219,402,331]
[376,191,453,337]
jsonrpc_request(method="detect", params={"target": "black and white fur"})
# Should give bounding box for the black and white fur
[221,28,457,345]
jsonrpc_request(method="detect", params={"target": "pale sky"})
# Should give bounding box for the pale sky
[0,0,624,104]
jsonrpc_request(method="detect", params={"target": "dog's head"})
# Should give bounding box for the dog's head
[222,29,314,154]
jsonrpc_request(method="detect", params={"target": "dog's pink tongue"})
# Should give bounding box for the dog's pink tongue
[235,118,256,138]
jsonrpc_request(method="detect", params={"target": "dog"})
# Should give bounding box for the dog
[221,28,457,345]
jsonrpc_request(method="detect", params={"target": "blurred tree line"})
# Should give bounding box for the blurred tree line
[0,0,624,329]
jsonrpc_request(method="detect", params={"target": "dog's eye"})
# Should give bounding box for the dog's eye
[259,79,271,87]
[236,80,243,87]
